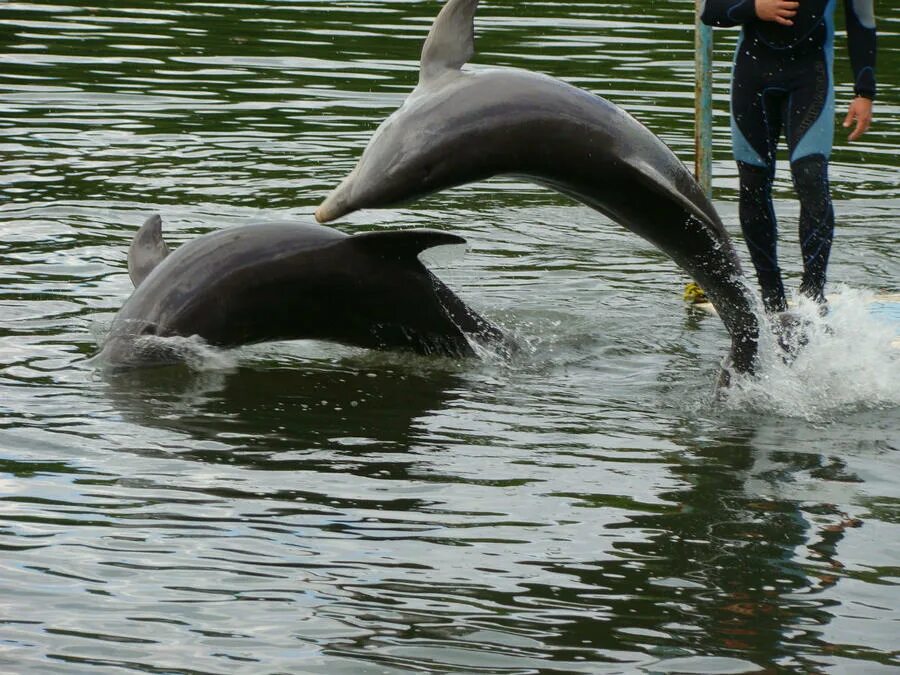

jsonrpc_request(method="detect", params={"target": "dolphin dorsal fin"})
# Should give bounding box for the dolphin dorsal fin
[419,0,479,85]
[350,229,467,262]
[128,214,170,287]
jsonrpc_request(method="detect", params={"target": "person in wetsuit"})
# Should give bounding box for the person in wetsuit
[701,0,877,313]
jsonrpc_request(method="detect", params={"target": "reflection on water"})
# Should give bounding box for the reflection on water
[103,355,468,454]
[1,0,898,673]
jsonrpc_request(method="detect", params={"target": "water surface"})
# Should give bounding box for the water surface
[1,1,899,673]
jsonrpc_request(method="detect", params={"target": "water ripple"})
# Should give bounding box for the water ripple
[0,0,898,673]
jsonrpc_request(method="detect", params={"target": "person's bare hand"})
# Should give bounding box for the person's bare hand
[755,0,799,25]
[843,97,873,141]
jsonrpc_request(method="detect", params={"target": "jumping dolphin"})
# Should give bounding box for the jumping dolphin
[99,214,504,367]
[316,0,760,375]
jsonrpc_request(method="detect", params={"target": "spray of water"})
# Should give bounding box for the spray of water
[88,286,898,423]
[136,334,239,372]
[722,287,900,420]
[90,317,238,372]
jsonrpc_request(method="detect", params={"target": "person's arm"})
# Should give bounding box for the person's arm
[700,0,797,27]
[842,0,876,141]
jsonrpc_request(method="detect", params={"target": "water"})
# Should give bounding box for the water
[2,1,899,673]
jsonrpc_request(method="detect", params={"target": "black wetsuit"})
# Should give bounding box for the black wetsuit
[701,0,877,311]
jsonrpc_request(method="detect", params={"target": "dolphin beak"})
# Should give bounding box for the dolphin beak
[315,168,358,223]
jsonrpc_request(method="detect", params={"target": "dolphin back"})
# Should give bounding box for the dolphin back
[315,0,760,374]
[103,220,506,366]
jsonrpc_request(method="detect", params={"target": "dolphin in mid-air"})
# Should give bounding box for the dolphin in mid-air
[99,214,504,367]
[316,0,760,375]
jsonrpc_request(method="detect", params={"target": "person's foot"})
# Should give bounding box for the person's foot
[758,271,788,314]
[799,281,829,316]
[762,291,788,314]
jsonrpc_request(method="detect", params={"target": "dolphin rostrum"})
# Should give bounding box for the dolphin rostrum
[316,0,760,375]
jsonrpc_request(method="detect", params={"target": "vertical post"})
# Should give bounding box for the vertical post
[684,2,715,303]
[694,0,713,199]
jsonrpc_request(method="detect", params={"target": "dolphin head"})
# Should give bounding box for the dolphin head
[316,0,482,224]
[316,92,467,223]
[98,318,171,368]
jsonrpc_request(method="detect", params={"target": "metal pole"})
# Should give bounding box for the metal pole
[694,1,713,199]
[684,2,714,303]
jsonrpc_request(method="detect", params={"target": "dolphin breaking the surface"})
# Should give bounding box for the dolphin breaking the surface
[316,0,760,375]
[99,215,504,367]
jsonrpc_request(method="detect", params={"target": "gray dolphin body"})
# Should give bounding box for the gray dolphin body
[100,214,503,367]
[316,0,760,374]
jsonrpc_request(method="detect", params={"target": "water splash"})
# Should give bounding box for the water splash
[90,316,239,373]
[723,287,900,420]
[141,334,240,372]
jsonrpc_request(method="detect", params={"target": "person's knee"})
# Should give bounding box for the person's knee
[738,162,773,191]
[737,162,775,211]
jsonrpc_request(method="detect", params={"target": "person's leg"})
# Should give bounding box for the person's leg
[786,53,835,306]
[731,50,788,312]
[791,155,833,304]
[737,161,787,313]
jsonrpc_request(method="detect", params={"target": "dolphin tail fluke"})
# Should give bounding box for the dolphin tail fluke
[128,214,170,287]
[427,269,509,349]
[349,228,467,261]
[351,228,510,353]
[419,0,479,84]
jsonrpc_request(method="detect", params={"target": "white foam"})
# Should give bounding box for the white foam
[147,334,239,372]
[722,287,900,420]
[92,332,238,373]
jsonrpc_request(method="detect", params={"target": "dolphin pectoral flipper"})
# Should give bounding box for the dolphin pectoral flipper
[419,0,479,84]
[128,214,171,287]
[349,229,467,261]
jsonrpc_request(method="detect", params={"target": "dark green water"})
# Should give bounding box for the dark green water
[1,1,898,673]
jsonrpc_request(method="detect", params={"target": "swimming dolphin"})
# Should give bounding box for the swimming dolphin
[99,214,504,366]
[316,0,760,375]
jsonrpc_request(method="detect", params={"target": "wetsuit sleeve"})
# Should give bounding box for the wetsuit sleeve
[844,0,877,99]
[699,0,757,27]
